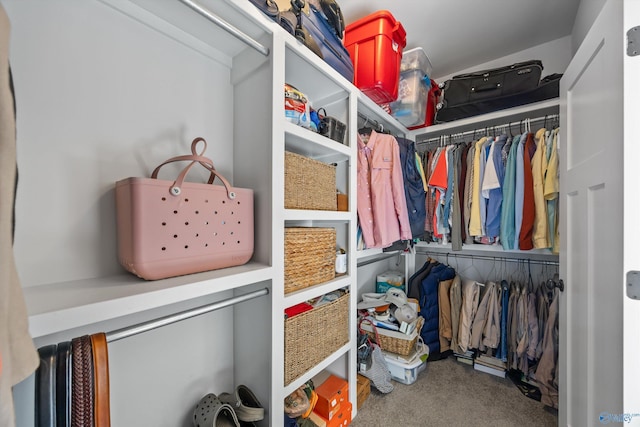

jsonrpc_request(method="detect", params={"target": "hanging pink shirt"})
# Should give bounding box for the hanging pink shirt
[357,130,412,248]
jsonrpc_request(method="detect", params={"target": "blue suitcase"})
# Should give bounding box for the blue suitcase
[284,0,354,82]
[248,0,353,82]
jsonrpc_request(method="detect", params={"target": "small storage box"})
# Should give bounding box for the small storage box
[285,151,336,211]
[315,374,349,419]
[356,374,370,410]
[375,270,405,294]
[284,293,350,385]
[312,401,352,427]
[390,69,430,128]
[284,227,336,294]
[360,316,423,356]
[344,10,406,104]
[383,353,427,385]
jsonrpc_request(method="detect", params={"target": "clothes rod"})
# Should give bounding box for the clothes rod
[179,0,270,57]
[417,113,559,146]
[106,287,269,343]
[357,251,400,267]
[417,250,559,266]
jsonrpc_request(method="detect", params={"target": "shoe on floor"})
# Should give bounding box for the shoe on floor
[193,393,240,427]
[219,385,264,422]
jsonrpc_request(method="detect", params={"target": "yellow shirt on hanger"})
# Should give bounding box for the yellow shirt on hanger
[468,137,488,236]
[532,128,549,249]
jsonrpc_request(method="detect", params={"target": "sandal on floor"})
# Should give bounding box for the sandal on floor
[193,393,240,427]
[218,385,264,422]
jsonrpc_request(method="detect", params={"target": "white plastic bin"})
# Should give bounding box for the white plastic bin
[383,354,427,385]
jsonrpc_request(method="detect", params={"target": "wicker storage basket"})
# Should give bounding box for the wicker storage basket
[285,227,336,294]
[285,151,337,211]
[284,293,350,385]
[360,316,424,356]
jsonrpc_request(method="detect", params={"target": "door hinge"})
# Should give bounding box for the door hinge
[626,271,640,299]
[627,26,640,57]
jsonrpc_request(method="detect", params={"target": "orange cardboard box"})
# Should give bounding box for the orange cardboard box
[356,374,370,410]
[315,375,349,419]
[313,401,352,427]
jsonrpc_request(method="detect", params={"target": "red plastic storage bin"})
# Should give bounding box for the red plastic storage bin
[408,79,441,130]
[344,10,406,104]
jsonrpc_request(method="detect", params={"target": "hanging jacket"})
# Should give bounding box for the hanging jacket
[396,137,426,239]
[495,280,510,361]
[407,258,437,300]
[535,288,559,408]
[357,131,412,248]
[419,263,456,355]
[458,279,481,353]
[449,275,463,354]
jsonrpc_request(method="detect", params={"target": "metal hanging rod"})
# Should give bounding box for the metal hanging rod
[357,112,406,138]
[357,112,386,131]
[417,249,559,266]
[106,287,269,343]
[179,0,270,57]
[417,114,559,146]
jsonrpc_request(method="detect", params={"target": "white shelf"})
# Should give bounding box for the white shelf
[284,209,351,222]
[284,121,351,162]
[414,242,558,262]
[283,342,351,396]
[356,91,409,136]
[25,262,272,338]
[410,98,560,141]
[283,275,351,307]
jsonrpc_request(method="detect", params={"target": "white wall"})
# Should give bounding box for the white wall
[6,0,234,287]
[571,0,607,54]
[433,36,572,83]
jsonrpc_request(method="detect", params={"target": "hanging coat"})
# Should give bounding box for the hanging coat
[419,263,456,355]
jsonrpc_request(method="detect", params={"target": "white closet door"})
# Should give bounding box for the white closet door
[623,0,640,423]
[560,0,640,425]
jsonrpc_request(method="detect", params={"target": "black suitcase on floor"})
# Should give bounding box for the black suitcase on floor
[435,60,559,123]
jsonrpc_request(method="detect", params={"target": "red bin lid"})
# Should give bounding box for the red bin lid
[345,10,407,48]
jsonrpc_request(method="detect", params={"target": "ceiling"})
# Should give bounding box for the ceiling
[339,0,581,80]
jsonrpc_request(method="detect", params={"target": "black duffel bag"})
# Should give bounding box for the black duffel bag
[436,60,560,123]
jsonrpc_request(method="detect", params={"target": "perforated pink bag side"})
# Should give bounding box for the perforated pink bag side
[115,137,254,280]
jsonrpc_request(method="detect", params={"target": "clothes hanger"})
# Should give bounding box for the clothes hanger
[358,116,373,136]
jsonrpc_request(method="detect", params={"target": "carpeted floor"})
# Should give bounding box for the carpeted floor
[351,356,557,427]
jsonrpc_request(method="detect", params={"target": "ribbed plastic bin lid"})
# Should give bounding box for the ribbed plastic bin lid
[401,47,433,77]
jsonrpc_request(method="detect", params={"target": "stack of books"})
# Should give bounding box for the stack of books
[454,350,474,366]
[473,354,507,378]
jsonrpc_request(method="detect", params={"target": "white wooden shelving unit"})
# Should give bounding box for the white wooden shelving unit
[5,0,563,424]
[3,0,397,425]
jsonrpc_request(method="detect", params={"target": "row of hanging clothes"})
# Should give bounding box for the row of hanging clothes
[418,116,561,253]
[407,252,562,410]
[355,114,419,250]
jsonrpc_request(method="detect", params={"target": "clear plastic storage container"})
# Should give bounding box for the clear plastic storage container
[400,47,433,78]
[390,69,430,127]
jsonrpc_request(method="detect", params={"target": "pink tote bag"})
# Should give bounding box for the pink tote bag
[115,137,254,280]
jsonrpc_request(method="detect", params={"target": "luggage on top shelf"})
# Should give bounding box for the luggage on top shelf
[436,60,561,122]
[248,0,354,82]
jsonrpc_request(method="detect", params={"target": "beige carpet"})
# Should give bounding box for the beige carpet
[351,357,557,427]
